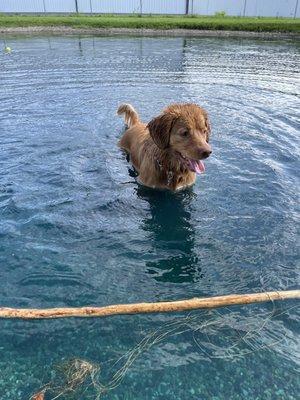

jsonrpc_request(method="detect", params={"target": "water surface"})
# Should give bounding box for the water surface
[0,35,299,399]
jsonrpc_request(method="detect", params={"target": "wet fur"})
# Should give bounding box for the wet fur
[117,103,211,191]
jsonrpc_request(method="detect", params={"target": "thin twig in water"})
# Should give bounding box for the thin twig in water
[30,304,299,399]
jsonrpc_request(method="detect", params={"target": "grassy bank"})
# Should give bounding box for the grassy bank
[0,14,299,33]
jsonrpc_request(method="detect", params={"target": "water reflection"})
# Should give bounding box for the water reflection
[136,186,203,283]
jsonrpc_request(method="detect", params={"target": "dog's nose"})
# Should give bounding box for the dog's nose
[201,149,212,159]
[198,148,212,159]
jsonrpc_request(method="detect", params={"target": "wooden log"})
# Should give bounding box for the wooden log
[0,290,299,320]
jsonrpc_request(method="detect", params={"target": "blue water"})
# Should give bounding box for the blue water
[0,35,299,399]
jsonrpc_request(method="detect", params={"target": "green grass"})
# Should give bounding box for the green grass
[0,14,299,33]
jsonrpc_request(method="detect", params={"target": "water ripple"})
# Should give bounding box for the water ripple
[0,35,299,399]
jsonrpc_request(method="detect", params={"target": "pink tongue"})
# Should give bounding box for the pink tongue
[190,160,205,174]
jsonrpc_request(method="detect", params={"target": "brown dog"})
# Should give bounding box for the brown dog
[117,103,212,191]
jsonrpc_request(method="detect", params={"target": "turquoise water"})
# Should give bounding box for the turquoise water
[0,35,299,399]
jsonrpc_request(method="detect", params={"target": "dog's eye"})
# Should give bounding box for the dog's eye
[180,130,189,137]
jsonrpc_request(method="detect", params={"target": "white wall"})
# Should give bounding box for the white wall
[141,0,186,14]
[191,0,245,17]
[190,0,299,18]
[245,0,298,18]
[0,0,45,13]
[69,0,186,15]
[45,0,77,13]
[0,0,185,14]
[0,0,299,17]
[77,0,141,14]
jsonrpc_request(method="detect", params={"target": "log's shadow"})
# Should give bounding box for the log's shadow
[136,186,203,283]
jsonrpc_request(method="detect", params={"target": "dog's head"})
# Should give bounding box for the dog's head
[147,103,212,173]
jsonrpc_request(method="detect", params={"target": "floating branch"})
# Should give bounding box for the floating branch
[1,290,299,320]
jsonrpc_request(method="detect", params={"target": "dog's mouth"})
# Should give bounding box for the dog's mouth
[179,154,205,174]
[187,159,205,174]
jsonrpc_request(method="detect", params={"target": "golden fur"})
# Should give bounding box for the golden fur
[118,103,212,191]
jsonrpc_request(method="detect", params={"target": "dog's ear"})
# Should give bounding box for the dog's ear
[147,113,177,150]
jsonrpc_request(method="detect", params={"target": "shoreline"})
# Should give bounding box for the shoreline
[1,26,299,39]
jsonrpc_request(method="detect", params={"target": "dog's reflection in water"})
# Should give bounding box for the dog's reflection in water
[136,186,204,283]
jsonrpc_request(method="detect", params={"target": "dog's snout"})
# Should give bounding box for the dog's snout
[197,146,212,159]
[201,149,212,159]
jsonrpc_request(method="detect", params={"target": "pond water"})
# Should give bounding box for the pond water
[0,35,299,399]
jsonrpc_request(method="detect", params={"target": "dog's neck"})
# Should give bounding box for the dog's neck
[155,148,191,190]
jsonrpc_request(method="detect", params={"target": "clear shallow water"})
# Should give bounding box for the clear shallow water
[0,35,299,399]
